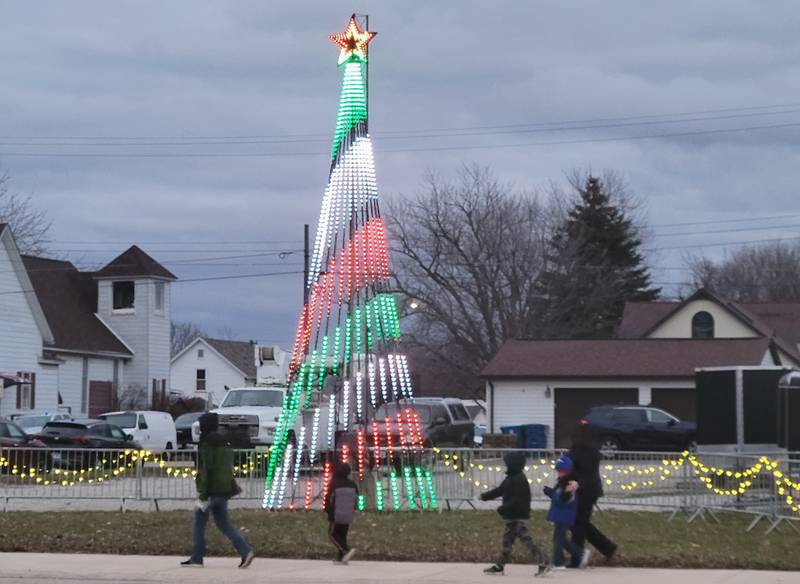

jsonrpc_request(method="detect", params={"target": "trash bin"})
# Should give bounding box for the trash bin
[500,424,548,449]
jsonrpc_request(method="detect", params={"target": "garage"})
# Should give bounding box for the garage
[554,387,638,448]
[651,387,696,422]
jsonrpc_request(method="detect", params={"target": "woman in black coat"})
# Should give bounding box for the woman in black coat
[568,425,617,565]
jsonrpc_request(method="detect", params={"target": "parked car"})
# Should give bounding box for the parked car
[14,413,73,436]
[580,405,697,453]
[34,420,140,469]
[175,412,204,449]
[367,397,475,449]
[98,411,177,451]
[0,418,50,470]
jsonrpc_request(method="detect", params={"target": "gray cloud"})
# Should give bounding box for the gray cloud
[1,0,799,346]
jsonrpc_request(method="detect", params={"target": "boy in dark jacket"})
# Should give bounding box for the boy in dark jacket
[181,413,254,569]
[325,462,358,564]
[480,452,549,577]
[543,454,588,570]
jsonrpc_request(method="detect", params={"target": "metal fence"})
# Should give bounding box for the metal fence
[1,445,799,532]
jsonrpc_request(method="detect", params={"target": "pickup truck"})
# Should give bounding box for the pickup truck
[192,387,287,448]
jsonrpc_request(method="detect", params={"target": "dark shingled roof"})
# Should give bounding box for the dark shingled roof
[616,289,800,362]
[204,338,257,378]
[94,245,176,280]
[481,338,773,379]
[21,256,132,355]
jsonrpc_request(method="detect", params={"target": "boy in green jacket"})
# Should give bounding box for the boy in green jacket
[181,413,254,569]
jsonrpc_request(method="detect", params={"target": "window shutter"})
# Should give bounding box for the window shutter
[16,371,21,409]
[30,373,36,410]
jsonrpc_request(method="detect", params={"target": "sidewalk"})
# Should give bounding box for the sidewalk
[0,555,797,583]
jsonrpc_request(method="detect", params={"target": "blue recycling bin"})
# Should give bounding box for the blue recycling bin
[500,424,548,449]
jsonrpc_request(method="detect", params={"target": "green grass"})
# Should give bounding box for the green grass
[0,510,796,570]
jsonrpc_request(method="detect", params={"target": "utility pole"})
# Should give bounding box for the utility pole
[303,223,310,305]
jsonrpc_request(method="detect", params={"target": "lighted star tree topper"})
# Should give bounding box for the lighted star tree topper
[262,14,437,512]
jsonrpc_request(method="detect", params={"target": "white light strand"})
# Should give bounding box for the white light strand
[355,373,364,422]
[309,407,321,464]
[327,393,336,448]
[378,357,389,402]
[397,354,414,399]
[387,354,401,400]
[292,426,307,485]
[368,361,378,407]
[276,443,294,509]
[342,380,351,431]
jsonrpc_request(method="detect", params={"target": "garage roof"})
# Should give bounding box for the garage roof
[481,337,773,379]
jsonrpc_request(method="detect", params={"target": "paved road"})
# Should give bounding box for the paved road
[0,555,797,583]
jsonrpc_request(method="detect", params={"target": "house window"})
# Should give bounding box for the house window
[196,369,206,391]
[691,311,715,339]
[197,349,204,359]
[16,372,35,411]
[154,282,165,312]
[113,281,135,311]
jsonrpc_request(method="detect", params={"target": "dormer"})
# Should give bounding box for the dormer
[94,245,177,318]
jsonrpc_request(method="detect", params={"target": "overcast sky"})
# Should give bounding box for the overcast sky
[2,1,799,347]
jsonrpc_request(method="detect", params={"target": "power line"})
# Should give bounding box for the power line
[652,213,800,229]
[653,222,800,237]
[3,100,800,141]
[3,107,800,147]
[1,120,796,159]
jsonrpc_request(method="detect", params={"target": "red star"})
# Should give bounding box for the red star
[329,14,376,65]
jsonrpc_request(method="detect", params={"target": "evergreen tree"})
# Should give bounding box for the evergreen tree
[543,175,659,338]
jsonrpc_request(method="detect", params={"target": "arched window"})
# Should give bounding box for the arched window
[692,311,715,339]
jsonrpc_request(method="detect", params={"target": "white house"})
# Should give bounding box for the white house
[170,338,289,406]
[483,289,800,449]
[0,223,175,418]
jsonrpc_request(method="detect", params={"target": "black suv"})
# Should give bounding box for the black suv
[581,405,696,453]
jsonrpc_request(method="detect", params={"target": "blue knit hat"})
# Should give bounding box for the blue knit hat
[555,454,574,472]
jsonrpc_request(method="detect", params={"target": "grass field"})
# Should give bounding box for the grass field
[0,509,797,570]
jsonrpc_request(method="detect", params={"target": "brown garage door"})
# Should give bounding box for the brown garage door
[89,381,114,418]
[651,387,696,422]
[554,388,638,448]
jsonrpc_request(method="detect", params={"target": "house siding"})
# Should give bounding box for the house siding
[649,300,756,339]
[488,378,695,449]
[57,356,85,416]
[171,340,249,406]
[0,239,47,415]
[98,279,171,406]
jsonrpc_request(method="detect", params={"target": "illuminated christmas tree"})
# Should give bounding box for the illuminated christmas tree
[262,15,436,512]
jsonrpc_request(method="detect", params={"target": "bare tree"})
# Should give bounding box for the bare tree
[0,172,51,255]
[171,320,208,357]
[387,165,559,385]
[687,241,800,302]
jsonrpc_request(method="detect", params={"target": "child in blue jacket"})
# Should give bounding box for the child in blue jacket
[543,454,589,570]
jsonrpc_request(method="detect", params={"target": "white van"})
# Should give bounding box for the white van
[99,411,178,451]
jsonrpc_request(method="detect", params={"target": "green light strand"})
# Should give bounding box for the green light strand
[425,470,438,510]
[375,478,384,511]
[357,493,365,512]
[402,466,416,510]
[317,336,329,390]
[331,326,342,375]
[344,316,352,365]
[415,466,429,510]
[331,62,366,161]
[354,307,363,356]
[390,470,400,511]
[371,296,383,342]
[364,301,373,349]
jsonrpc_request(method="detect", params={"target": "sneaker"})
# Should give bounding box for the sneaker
[578,548,591,569]
[483,564,504,575]
[605,545,618,564]
[535,564,551,577]
[180,559,203,568]
[341,548,357,565]
[238,550,255,569]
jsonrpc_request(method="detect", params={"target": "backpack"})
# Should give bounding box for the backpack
[332,485,357,525]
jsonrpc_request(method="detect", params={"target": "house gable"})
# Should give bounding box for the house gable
[171,337,251,379]
[647,298,758,339]
[0,226,54,344]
